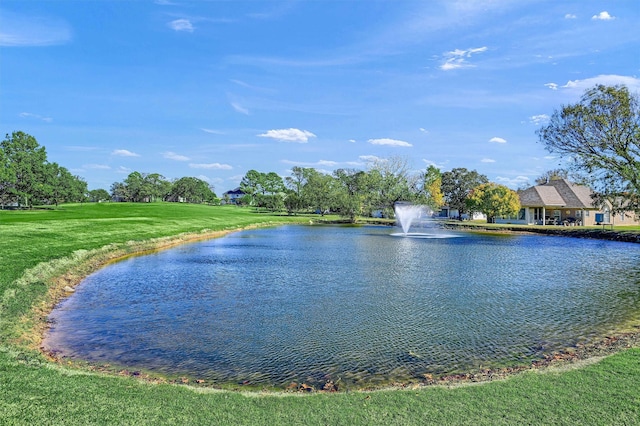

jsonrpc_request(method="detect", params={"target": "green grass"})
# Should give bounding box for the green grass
[1,203,639,425]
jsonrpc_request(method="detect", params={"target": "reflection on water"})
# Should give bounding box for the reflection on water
[45,225,640,388]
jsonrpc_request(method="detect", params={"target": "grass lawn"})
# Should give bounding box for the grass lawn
[1,203,639,425]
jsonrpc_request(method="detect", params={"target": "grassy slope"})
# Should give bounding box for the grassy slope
[1,203,639,425]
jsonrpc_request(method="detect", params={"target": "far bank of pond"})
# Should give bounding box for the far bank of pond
[43,224,640,391]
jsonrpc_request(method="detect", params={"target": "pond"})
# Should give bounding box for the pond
[44,225,640,389]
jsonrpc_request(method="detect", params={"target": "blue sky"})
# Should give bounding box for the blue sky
[1,1,639,194]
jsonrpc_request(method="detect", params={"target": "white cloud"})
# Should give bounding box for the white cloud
[367,138,412,147]
[348,139,357,143]
[544,83,558,90]
[440,46,487,71]
[112,149,140,157]
[282,159,338,167]
[168,19,194,32]
[481,158,496,163]
[592,11,614,21]
[561,75,640,92]
[163,151,190,161]
[0,11,72,46]
[19,112,52,122]
[83,164,111,170]
[258,128,316,143]
[117,166,131,174]
[529,114,550,125]
[197,175,211,183]
[495,175,530,188]
[489,137,507,144]
[419,128,428,133]
[359,155,384,163]
[231,102,249,115]
[189,162,233,170]
[422,159,448,169]
[564,14,577,19]
[201,128,225,134]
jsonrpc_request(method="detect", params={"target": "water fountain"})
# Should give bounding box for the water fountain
[392,202,454,238]
[394,203,426,234]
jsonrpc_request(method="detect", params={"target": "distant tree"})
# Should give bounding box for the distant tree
[143,173,171,202]
[333,168,368,222]
[0,147,16,207]
[535,169,570,185]
[303,170,338,215]
[466,183,520,223]
[441,168,489,220]
[170,176,216,204]
[413,165,444,211]
[1,131,49,207]
[367,156,413,217]
[537,84,640,213]
[110,181,128,201]
[89,188,111,202]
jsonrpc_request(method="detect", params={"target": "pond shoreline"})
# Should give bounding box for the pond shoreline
[28,220,640,393]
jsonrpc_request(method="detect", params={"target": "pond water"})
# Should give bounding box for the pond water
[45,225,640,389]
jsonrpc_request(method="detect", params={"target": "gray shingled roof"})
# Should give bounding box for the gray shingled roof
[518,179,596,209]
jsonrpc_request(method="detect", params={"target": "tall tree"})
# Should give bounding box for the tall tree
[537,84,640,213]
[1,131,49,207]
[367,156,413,217]
[414,165,444,211]
[333,168,368,222]
[465,183,520,223]
[441,168,489,219]
[170,177,216,203]
[0,147,16,207]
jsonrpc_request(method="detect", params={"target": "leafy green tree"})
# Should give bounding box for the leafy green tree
[170,177,216,204]
[441,168,489,219]
[303,170,338,215]
[110,181,128,201]
[1,131,49,207]
[465,183,520,223]
[89,188,111,202]
[537,84,640,213]
[333,168,368,222]
[143,173,171,202]
[0,147,16,207]
[367,156,413,217]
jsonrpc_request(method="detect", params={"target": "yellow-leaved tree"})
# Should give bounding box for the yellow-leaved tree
[465,183,520,223]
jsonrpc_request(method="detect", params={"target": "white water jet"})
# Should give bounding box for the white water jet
[394,203,426,235]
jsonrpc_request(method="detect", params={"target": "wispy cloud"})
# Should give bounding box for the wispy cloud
[82,164,111,170]
[282,159,339,167]
[189,163,233,170]
[368,138,412,147]
[529,114,550,125]
[489,137,507,144]
[440,46,488,71]
[561,75,640,92]
[19,112,52,122]
[258,128,316,143]
[592,11,615,21]
[496,175,530,188]
[112,149,140,157]
[163,151,190,161]
[168,19,194,32]
[422,159,448,169]
[360,155,385,163]
[544,83,558,90]
[201,128,225,134]
[231,102,250,115]
[481,158,496,163]
[564,13,577,19]
[0,11,71,46]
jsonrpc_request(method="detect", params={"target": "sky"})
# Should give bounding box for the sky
[1,0,639,194]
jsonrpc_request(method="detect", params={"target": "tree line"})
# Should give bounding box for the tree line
[1,131,88,208]
[3,85,636,218]
[110,173,217,204]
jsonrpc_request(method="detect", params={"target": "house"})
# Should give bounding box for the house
[222,187,245,204]
[437,206,486,221]
[495,178,639,226]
